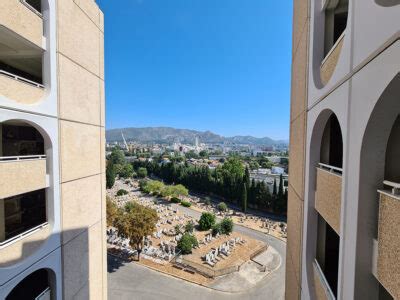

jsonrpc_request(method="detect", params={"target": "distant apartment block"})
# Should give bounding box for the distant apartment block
[286,1,400,299]
[0,0,106,299]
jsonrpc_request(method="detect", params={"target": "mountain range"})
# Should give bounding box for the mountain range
[106,127,288,146]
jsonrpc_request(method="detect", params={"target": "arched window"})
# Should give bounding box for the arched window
[6,269,51,300]
[323,0,349,56]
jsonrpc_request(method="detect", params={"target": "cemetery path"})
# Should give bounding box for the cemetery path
[108,203,286,300]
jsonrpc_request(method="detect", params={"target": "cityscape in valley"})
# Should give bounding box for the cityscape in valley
[105,126,289,295]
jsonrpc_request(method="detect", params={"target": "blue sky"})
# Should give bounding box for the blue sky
[97,0,293,140]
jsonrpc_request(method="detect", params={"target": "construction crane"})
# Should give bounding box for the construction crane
[121,131,129,150]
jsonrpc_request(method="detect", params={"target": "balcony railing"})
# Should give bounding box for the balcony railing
[318,163,343,175]
[20,0,42,18]
[315,164,342,234]
[320,32,345,85]
[0,222,48,249]
[313,259,335,300]
[35,287,51,300]
[0,155,46,162]
[376,181,400,299]
[0,70,44,89]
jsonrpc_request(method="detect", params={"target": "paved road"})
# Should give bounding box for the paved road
[108,197,286,300]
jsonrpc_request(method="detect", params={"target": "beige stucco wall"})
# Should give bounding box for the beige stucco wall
[315,168,342,234]
[286,0,310,299]
[0,159,47,199]
[59,121,101,183]
[61,221,104,300]
[0,0,43,48]
[377,192,400,299]
[320,36,344,86]
[0,74,45,104]
[0,225,50,268]
[61,174,102,245]
[57,0,106,298]
[58,55,101,125]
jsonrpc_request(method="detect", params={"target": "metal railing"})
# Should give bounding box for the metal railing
[0,70,44,89]
[318,163,343,175]
[0,155,46,162]
[321,31,345,68]
[0,222,49,248]
[35,287,50,300]
[383,180,400,196]
[313,259,336,300]
[20,0,43,18]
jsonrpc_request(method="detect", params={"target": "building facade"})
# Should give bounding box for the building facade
[0,0,106,299]
[286,0,400,299]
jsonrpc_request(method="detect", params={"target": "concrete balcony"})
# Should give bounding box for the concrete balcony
[313,260,335,300]
[0,222,49,267]
[0,0,44,49]
[320,32,344,86]
[315,163,342,234]
[0,155,48,199]
[376,181,400,299]
[0,70,45,104]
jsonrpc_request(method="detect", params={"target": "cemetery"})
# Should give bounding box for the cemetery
[107,179,281,289]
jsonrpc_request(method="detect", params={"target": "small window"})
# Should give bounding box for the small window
[324,0,349,56]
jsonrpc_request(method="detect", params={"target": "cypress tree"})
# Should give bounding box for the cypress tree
[273,178,277,197]
[106,161,115,189]
[241,183,247,213]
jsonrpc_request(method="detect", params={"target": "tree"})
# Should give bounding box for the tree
[115,202,159,261]
[137,167,148,178]
[185,221,194,233]
[278,174,284,200]
[116,189,128,196]
[198,212,216,231]
[106,197,120,226]
[106,161,115,189]
[241,183,247,213]
[177,233,198,254]
[211,222,222,236]
[199,150,208,158]
[119,164,134,178]
[110,148,126,165]
[220,217,234,234]
[217,202,228,212]
[273,178,277,198]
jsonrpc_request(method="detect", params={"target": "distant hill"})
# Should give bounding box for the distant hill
[106,127,288,146]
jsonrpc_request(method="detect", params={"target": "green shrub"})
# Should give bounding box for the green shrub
[203,197,211,206]
[211,222,222,236]
[220,217,234,234]
[217,202,228,212]
[198,212,216,231]
[177,233,198,254]
[171,197,181,204]
[137,167,148,178]
[181,201,192,207]
[185,221,194,233]
[116,189,128,196]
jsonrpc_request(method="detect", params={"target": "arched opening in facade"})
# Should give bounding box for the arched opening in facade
[357,75,400,299]
[323,0,349,57]
[305,109,343,298]
[0,121,49,246]
[6,268,54,300]
[315,113,343,297]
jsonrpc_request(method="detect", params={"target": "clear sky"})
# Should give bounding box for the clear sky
[97,0,293,140]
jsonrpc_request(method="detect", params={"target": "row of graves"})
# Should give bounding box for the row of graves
[204,237,245,267]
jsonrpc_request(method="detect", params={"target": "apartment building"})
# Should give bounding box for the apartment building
[286,1,400,299]
[0,0,106,299]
